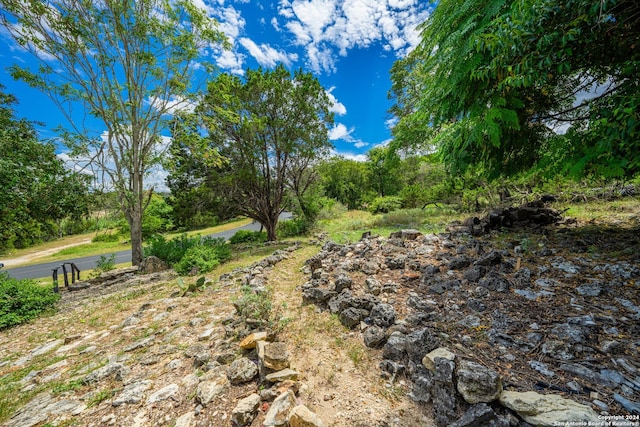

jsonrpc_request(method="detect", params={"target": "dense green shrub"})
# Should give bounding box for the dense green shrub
[315,197,348,220]
[174,245,221,276]
[277,217,311,238]
[368,196,403,214]
[230,229,267,244]
[0,273,60,329]
[144,234,230,275]
[144,234,200,265]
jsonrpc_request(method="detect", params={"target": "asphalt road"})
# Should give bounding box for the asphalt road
[1,215,290,281]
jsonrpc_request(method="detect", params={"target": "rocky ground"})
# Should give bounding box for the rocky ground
[0,244,430,427]
[300,205,640,425]
[1,200,639,427]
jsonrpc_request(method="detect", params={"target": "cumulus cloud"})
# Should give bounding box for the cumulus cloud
[216,49,246,75]
[326,87,347,115]
[239,37,298,67]
[278,0,430,73]
[328,123,352,140]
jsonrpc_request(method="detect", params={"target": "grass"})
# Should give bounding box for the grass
[318,205,467,243]
[2,217,252,269]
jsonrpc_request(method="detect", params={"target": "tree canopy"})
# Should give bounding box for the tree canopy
[390,0,640,180]
[0,0,227,265]
[0,86,90,252]
[172,64,334,241]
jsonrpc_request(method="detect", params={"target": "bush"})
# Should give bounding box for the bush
[368,196,403,214]
[315,197,348,220]
[230,229,267,244]
[144,234,200,266]
[0,273,60,329]
[91,231,121,243]
[174,245,221,276]
[372,208,426,228]
[95,253,116,272]
[277,217,311,238]
[232,285,273,328]
[145,234,231,275]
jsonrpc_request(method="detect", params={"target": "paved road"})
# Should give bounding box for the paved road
[1,215,290,280]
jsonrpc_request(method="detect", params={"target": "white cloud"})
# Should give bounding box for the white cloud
[216,6,246,44]
[216,49,245,75]
[328,123,352,140]
[354,140,368,149]
[385,117,398,130]
[326,87,346,115]
[271,17,282,32]
[239,37,298,67]
[277,0,430,73]
[338,151,368,162]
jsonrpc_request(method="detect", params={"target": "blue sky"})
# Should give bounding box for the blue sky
[0,0,430,166]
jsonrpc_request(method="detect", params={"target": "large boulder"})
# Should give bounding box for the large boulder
[499,390,600,426]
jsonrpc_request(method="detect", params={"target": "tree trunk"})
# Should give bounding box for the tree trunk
[264,214,279,241]
[129,201,144,267]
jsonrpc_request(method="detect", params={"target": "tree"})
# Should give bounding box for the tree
[192,64,334,240]
[367,146,401,197]
[390,0,640,180]
[0,0,227,265]
[0,86,90,252]
[317,157,371,209]
[166,119,240,229]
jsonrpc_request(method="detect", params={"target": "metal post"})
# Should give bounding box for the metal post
[61,264,69,288]
[52,268,59,293]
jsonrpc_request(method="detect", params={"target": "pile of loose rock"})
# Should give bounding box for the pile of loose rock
[300,228,640,426]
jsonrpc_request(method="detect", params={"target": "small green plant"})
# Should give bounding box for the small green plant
[0,273,60,329]
[174,245,221,275]
[346,342,368,368]
[51,379,84,395]
[176,276,207,296]
[232,286,273,328]
[86,389,116,407]
[95,253,116,272]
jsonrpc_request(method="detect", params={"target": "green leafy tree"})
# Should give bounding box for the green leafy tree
[318,157,371,209]
[166,115,240,229]
[390,0,640,179]
[366,146,401,197]
[192,64,334,241]
[0,0,228,265]
[0,86,90,252]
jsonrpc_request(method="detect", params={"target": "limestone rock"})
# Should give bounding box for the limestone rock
[231,393,260,427]
[263,342,290,371]
[422,347,455,372]
[263,390,296,426]
[499,390,600,426]
[140,256,168,274]
[147,383,179,405]
[288,405,325,427]
[456,360,502,404]
[239,332,268,349]
[227,357,258,384]
[174,411,196,427]
[113,380,152,406]
[196,375,230,406]
[265,368,299,383]
[363,325,386,348]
